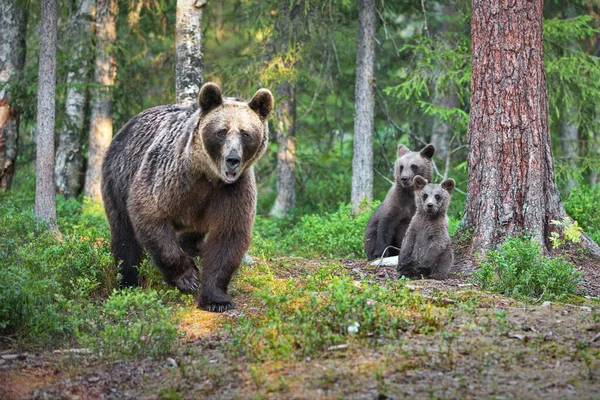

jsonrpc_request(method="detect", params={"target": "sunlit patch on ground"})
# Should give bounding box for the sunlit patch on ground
[178,308,231,340]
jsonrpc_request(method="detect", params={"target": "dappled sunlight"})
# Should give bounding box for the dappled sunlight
[178,307,230,340]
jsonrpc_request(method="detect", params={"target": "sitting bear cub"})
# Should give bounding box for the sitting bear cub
[364,144,435,260]
[101,82,274,312]
[396,175,454,280]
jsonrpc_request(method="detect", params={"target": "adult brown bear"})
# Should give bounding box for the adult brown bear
[101,82,274,312]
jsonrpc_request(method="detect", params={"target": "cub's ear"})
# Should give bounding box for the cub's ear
[198,82,223,113]
[413,175,428,190]
[419,144,435,160]
[397,144,410,158]
[248,88,274,119]
[441,178,455,195]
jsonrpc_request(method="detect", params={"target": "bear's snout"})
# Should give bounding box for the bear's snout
[226,153,241,170]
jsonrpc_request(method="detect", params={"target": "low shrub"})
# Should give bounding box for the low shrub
[78,288,180,358]
[472,237,583,301]
[564,184,600,244]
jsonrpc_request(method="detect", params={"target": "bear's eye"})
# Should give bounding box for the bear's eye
[411,164,418,172]
[241,131,251,140]
[399,165,404,172]
[422,194,428,200]
[435,194,441,201]
[216,129,227,139]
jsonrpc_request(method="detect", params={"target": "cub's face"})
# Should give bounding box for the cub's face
[394,144,435,188]
[413,176,455,216]
[196,83,274,183]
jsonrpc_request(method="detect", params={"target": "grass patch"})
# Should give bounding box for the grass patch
[228,263,445,361]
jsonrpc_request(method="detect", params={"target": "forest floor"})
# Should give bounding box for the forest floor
[1,258,600,400]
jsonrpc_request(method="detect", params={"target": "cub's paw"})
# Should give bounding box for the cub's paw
[173,268,200,294]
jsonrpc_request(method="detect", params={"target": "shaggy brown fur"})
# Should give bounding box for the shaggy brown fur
[101,82,274,312]
[397,175,455,280]
[364,144,435,260]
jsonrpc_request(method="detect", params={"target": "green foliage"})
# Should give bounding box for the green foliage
[252,203,376,258]
[549,217,583,249]
[78,288,179,358]
[563,184,600,244]
[472,237,582,302]
[0,190,116,347]
[228,264,443,361]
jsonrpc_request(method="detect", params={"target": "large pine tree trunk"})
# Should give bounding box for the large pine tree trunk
[0,1,27,190]
[465,0,600,257]
[175,0,205,107]
[35,0,58,231]
[55,0,95,198]
[351,0,376,212]
[270,81,296,218]
[84,0,117,202]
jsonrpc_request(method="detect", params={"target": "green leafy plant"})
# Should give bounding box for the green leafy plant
[79,288,179,358]
[472,237,583,301]
[549,217,583,249]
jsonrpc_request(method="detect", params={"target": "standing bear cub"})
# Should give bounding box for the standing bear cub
[364,144,435,260]
[396,175,455,280]
[101,82,274,312]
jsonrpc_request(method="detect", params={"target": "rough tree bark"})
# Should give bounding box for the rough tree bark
[35,0,58,230]
[465,0,600,256]
[270,81,297,218]
[84,0,117,202]
[0,0,27,190]
[351,0,376,212]
[175,0,205,107]
[55,0,95,197]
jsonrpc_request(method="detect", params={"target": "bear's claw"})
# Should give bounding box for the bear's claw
[173,268,200,294]
[201,302,235,313]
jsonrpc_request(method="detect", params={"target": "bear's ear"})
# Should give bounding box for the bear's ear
[419,144,435,160]
[198,82,223,113]
[413,175,428,190]
[441,178,455,195]
[397,144,410,158]
[248,88,274,120]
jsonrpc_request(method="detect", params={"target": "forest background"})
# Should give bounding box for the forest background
[2,1,600,397]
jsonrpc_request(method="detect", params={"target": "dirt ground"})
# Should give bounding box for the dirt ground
[1,258,599,400]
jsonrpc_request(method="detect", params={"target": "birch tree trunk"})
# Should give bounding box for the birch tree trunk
[175,0,205,107]
[270,81,296,218]
[0,0,27,190]
[55,0,95,197]
[464,0,600,256]
[84,0,117,202]
[351,0,376,212]
[35,0,58,231]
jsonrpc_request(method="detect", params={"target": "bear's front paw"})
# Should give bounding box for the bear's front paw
[197,290,235,313]
[173,268,200,294]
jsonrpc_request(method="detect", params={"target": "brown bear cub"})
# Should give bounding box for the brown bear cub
[396,175,454,280]
[101,82,274,312]
[364,144,435,260]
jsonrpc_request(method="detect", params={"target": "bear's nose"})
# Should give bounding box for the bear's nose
[226,156,241,170]
[426,203,434,209]
[400,177,409,184]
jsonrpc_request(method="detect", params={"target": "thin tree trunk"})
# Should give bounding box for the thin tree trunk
[84,0,117,202]
[35,0,58,231]
[0,0,27,190]
[351,0,376,212]
[55,0,95,197]
[465,0,600,257]
[175,0,205,107]
[430,90,459,177]
[559,114,578,192]
[270,81,296,218]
